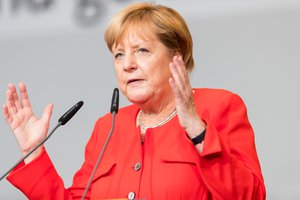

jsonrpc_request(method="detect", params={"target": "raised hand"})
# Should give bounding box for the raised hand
[2,83,53,163]
[168,56,206,140]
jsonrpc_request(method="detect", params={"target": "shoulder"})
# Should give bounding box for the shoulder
[194,88,244,101]
[194,88,236,99]
[118,104,139,115]
[94,104,138,127]
[193,88,247,113]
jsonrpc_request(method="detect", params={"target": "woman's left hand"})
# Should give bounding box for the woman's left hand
[168,55,206,139]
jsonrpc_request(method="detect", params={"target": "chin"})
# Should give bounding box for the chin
[127,94,147,104]
[126,89,152,104]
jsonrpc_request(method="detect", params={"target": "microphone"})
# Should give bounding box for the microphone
[81,88,119,200]
[59,101,84,125]
[0,101,84,181]
[110,88,119,113]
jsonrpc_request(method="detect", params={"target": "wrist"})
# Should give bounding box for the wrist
[185,119,206,139]
[184,117,206,146]
[191,128,206,145]
[22,146,44,164]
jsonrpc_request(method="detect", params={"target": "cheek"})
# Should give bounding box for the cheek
[114,64,122,79]
[115,75,128,98]
[149,65,171,85]
[114,66,125,86]
[116,73,125,88]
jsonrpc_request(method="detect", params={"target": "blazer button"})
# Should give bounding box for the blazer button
[134,162,141,171]
[128,191,135,200]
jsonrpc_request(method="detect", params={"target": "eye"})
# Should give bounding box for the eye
[137,48,149,54]
[114,52,124,59]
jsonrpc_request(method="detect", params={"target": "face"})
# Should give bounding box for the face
[112,29,175,105]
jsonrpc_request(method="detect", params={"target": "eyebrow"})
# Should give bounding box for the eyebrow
[114,40,152,52]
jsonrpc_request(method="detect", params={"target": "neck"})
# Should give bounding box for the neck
[138,94,176,127]
[138,109,177,130]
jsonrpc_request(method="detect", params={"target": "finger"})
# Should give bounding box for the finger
[169,56,182,82]
[6,89,18,115]
[171,56,194,92]
[169,77,178,95]
[19,83,32,108]
[2,104,12,123]
[169,61,182,85]
[173,55,188,81]
[169,61,188,92]
[169,77,185,105]
[8,83,23,110]
[41,103,53,124]
[169,77,197,118]
[169,62,194,107]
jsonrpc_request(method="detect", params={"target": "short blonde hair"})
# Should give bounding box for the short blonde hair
[104,2,194,72]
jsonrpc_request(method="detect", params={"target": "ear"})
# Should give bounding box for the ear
[169,50,182,60]
[174,51,182,57]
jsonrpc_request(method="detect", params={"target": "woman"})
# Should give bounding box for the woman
[3,2,266,200]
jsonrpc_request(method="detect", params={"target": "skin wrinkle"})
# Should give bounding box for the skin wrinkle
[2,4,265,198]
[113,29,178,128]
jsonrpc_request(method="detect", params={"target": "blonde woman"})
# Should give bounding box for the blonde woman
[3,3,266,200]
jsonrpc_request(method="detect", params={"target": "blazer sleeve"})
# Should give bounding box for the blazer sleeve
[6,148,73,200]
[6,116,107,200]
[196,92,266,200]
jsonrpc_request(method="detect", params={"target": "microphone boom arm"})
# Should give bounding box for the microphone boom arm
[81,88,119,200]
[0,122,62,181]
[0,101,84,182]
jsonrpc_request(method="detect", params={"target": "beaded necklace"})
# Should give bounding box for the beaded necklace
[137,109,177,129]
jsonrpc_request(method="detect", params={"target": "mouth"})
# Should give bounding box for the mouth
[127,79,144,84]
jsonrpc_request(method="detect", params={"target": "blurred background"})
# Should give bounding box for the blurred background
[0,0,299,199]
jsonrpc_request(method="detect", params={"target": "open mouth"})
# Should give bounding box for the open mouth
[127,79,144,84]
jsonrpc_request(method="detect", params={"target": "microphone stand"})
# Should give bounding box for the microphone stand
[0,101,84,182]
[0,123,62,181]
[81,111,117,200]
[81,88,119,200]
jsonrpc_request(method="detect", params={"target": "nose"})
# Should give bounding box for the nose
[123,54,137,72]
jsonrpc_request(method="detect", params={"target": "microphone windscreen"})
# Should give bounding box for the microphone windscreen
[110,88,119,113]
[58,101,84,125]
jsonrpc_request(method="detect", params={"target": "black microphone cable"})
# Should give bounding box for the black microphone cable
[0,101,84,181]
[81,88,119,200]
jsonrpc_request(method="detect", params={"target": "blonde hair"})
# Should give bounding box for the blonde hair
[104,2,194,72]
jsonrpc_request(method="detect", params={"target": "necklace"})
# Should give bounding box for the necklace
[138,109,177,129]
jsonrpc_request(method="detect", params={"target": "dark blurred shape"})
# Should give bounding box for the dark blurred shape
[74,0,105,27]
[26,0,53,13]
[10,0,53,14]
[11,0,23,13]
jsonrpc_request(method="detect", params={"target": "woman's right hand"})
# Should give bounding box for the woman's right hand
[2,83,53,163]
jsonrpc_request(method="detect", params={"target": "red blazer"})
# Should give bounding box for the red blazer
[7,88,266,200]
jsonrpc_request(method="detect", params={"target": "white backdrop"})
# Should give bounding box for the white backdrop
[1,0,299,199]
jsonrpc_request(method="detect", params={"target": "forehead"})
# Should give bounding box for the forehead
[114,24,158,48]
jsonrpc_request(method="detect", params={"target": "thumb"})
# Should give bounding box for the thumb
[42,103,53,123]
